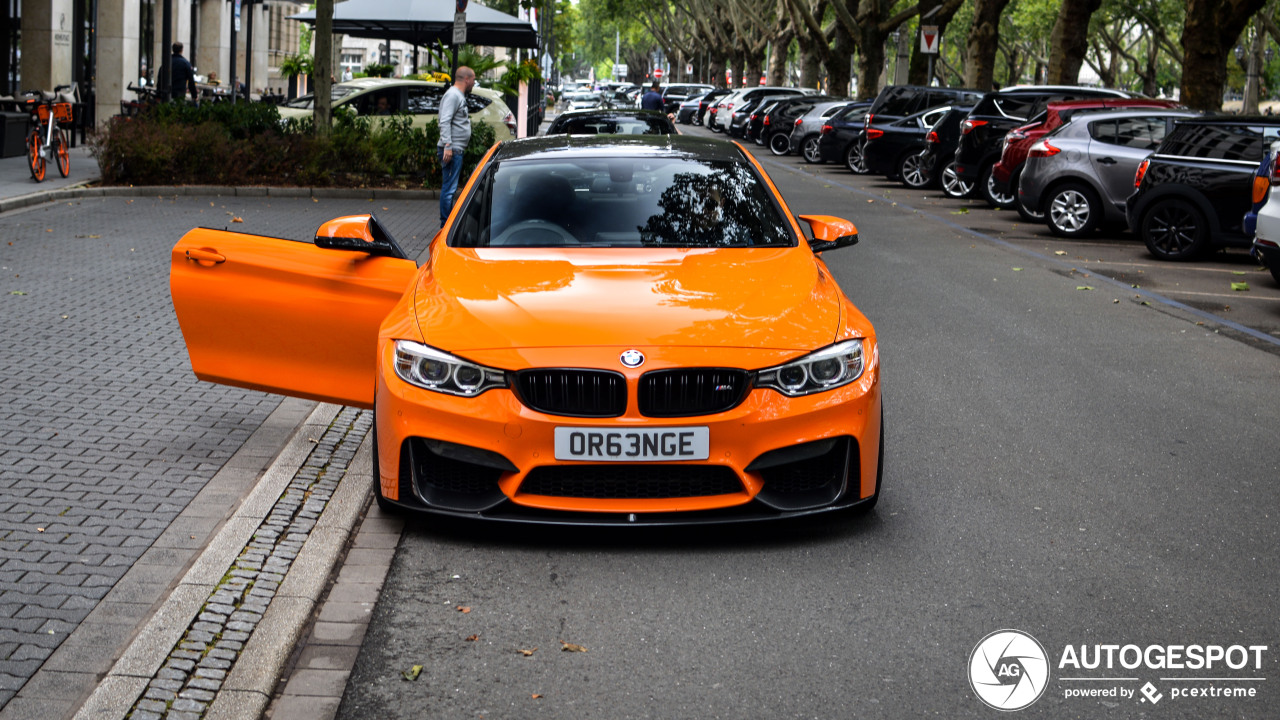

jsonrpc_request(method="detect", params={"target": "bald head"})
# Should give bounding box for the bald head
[454,66,476,94]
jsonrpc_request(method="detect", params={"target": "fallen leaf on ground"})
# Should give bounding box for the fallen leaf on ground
[950,208,969,214]
[532,694,543,699]
[36,527,44,532]
[456,605,471,613]
[1231,282,1250,291]
[560,642,588,653]
[1012,267,1022,271]
[312,197,319,202]
[1054,250,1068,256]
[465,634,478,642]
[517,648,537,656]
[1232,271,1247,275]
[402,665,423,681]
[1076,286,1093,291]
[231,217,244,223]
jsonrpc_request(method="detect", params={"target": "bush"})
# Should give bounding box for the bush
[90,102,498,189]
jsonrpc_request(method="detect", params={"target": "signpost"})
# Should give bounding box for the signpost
[653,67,664,80]
[920,25,939,53]
[614,63,628,78]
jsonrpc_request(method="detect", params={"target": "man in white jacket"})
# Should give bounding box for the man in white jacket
[437,66,476,227]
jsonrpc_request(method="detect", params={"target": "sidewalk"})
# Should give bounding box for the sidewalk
[0,143,100,204]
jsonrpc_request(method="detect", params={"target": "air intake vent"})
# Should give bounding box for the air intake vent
[514,369,627,417]
[638,368,750,417]
[519,465,742,499]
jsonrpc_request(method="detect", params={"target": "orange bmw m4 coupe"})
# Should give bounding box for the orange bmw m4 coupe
[171,135,882,525]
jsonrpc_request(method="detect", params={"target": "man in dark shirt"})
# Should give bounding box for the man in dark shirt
[641,81,663,111]
[170,42,197,101]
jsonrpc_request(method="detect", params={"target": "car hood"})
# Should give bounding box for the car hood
[412,246,842,352]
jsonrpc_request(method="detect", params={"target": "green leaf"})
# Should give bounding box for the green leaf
[1076,286,1093,291]
[950,207,969,215]
[9,290,25,295]
[402,665,423,681]
[1012,267,1022,271]
[1231,282,1250,291]
[1231,271,1247,275]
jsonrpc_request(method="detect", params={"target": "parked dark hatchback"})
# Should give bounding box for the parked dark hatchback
[862,104,954,188]
[954,85,1139,207]
[755,95,840,154]
[662,83,715,114]
[817,103,875,171]
[1127,117,1280,260]
[821,85,983,173]
[544,110,678,136]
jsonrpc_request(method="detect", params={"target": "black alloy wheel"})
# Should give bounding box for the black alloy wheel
[770,131,791,155]
[802,135,823,164]
[898,151,932,189]
[1142,199,1210,260]
[845,141,869,174]
[940,161,974,199]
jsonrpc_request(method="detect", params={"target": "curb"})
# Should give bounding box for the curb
[0,184,438,215]
[71,403,368,720]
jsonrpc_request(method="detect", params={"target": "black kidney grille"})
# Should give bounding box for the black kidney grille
[515,369,627,417]
[519,465,742,499]
[638,368,750,417]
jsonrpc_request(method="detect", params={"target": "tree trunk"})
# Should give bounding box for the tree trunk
[1143,38,1159,97]
[855,37,885,100]
[825,25,853,96]
[1180,0,1267,111]
[745,53,764,87]
[709,54,727,86]
[1045,0,1103,84]
[800,40,821,89]
[768,33,793,85]
[964,0,1012,90]
[730,53,745,87]
[314,0,333,135]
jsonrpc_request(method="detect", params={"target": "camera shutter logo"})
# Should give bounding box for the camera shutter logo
[968,629,1050,711]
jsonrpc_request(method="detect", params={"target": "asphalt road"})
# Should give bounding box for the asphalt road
[341,130,1280,719]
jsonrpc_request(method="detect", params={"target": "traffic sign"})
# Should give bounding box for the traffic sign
[653,67,664,79]
[453,12,467,44]
[920,25,940,54]
[685,63,693,75]
[614,63,628,77]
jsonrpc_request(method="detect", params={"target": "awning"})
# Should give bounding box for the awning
[290,0,539,49]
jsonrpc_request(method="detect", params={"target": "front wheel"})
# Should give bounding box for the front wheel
[940,162,973,199]
[845,141,869,174]
[28,128,45,183]
[55,129,71,178]
[898,151,932,189]
[708,119,723,133]
[802,135,823,164]
[1142,199,1209,260]
[769,132,791,156]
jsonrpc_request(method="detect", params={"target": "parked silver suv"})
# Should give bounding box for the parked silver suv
[789,100,855,162]
[1019,108,1199,237]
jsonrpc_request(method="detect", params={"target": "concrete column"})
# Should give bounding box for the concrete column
[20,0,75,93]
[251,3,268,93]
[96,0,141,125]
[197,0,230,84]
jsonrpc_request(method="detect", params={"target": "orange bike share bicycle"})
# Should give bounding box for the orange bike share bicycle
[26,84,74,182]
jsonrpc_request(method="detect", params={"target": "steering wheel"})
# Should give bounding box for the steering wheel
[491,219,579,246]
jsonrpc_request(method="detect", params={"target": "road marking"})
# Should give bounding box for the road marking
[761,157,1280,349]
[1158,289,1280,301]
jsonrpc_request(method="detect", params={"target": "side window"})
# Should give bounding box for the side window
[1112,117,1169,149]
[920,106,949,129]
[465,94,492,113]
[406,87,444,114]
[1089,120,1119,144]
[1162,125,1263,161]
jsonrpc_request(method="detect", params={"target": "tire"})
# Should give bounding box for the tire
[769,131,791,156]
[1269,261,1280,287]
[979,163,1017,208]
[1045,182,1101,237]
[371,418,399,514]
[55,129,70,178]
[898,150,932,189]
[802,135,822,164]
[28,128,45,183]
[940,162,973,199]
[1012,168,1045,223]
[845,141,869,174]
[1142,199,1210,260]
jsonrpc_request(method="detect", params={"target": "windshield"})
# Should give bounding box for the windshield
[283,85,359,110]
[550,115,673,135]
[450,156,795,248]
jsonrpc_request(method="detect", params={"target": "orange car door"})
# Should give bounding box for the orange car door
[171,227,418,408]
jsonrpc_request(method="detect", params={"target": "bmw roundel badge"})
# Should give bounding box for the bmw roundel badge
[620,350,645,368]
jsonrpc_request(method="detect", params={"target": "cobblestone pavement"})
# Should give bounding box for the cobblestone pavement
[0,194,436,709]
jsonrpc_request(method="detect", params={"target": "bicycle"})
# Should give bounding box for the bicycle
[27,84,74,182]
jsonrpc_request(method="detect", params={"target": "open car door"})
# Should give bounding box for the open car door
[171,214,418,408]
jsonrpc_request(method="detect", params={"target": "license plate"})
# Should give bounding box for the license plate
[554,427,709,462]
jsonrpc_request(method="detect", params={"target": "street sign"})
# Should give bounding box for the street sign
[921,25,940,54]
[456,0,467,11]
[453,11,466,44]
[685,63,693,75]
[614,63,628,77]
[653,67,664,79]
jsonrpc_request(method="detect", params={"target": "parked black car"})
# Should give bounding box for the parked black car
[862,104,955,188]
[920,106,977,198]
[817,103,874,172]
[728,92,804,139]
[820,85,983,173]
[544,109,677,136]
[756,95,841,154]
[1126,117,1280,260]
[954,85,1138,207]
[662,83,715,114]
[688,88,732,125]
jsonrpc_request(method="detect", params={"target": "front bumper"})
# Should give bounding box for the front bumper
[374,343,882,524]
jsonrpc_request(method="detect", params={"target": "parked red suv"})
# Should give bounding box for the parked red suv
[992,98,1182,218]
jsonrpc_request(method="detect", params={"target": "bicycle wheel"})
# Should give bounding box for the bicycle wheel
[55,128,71,178]
[28,127,45,183]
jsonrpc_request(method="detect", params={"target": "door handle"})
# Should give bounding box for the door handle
[186,248,226,264]
[1097,157,1117,165]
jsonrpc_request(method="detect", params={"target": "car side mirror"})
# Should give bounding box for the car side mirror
[798,214,859,253]
[314,213,410,259]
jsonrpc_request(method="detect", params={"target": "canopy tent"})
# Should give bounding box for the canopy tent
[290,0,539,50]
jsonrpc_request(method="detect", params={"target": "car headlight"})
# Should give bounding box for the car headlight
[754,340,865,396]
[393,340,507,396]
